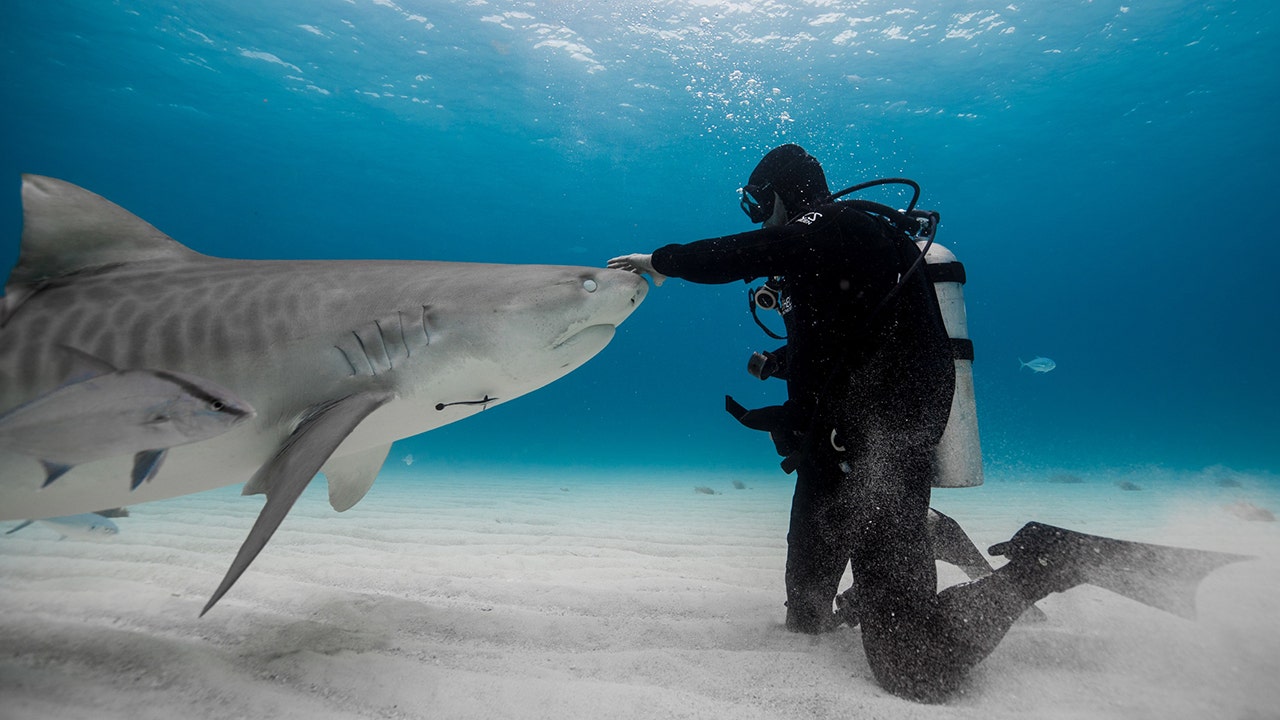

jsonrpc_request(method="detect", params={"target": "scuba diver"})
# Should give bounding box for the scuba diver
[607,144,1248,702]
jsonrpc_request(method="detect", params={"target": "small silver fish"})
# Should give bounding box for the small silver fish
[402,453,414,466]
[1019,356,1056,373]
[0,347,255,489]
[6,512,120,539]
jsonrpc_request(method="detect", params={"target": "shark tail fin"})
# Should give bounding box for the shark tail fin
[200,391,394,616]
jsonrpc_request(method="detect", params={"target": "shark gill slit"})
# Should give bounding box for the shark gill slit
[395,313,409,359]
[336,345,358,376]
[396,314,409,356]
[351,331,378,376]
[373,319,394,371]
[420,306,431,348]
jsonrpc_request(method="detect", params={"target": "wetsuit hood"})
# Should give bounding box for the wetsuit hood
[747,144,832,215]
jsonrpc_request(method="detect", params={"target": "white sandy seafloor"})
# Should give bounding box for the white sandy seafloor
[1,465,1277,720]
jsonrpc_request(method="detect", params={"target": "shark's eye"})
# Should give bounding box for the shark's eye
[209,400,225,412]
[582,279,598,293]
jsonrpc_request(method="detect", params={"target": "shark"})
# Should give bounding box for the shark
[0,174,648,613]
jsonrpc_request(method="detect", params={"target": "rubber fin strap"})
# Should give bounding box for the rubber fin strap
[200,391,394,616]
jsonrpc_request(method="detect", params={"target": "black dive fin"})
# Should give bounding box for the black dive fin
[200,391,394,616]
[928,508,992,577]
[929,509,1049,622]
[990,523,1252,620]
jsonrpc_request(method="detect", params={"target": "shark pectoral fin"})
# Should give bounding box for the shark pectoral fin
[322,443,392,512]
[130,450,167,490]
[200,391,394,617]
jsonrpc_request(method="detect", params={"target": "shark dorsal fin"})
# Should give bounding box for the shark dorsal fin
[8,175,204,291]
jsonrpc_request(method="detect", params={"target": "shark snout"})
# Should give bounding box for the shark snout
[549,270,647,350]
[598,267,648,315]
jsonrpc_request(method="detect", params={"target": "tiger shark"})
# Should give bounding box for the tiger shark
[0,174,648,613]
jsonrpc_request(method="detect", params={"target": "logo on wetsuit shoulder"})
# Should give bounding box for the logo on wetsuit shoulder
[793,211,822,225]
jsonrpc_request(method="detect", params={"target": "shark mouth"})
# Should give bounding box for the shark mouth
[552,323,616,351]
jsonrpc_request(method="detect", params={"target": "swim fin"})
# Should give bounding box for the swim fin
[929,508,997,577]
[834,509,1051,629]
[988,522,1252,620]
[928,509,1048,622]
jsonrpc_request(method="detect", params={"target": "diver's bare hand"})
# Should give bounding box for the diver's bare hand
[607,253,666,287]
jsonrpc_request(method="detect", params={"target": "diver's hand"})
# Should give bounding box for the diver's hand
[607,253,666,287]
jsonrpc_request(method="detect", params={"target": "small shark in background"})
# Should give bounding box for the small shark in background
[6,511,121,540]
[1019,356,1056,373]
[0,346,255,489]
[0,175,648,614]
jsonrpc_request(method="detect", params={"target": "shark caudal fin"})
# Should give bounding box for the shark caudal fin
[990,522,1251,620]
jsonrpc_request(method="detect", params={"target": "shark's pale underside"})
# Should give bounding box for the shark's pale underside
[0,175,648,613]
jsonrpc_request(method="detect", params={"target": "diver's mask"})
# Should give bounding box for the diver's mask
[740,183,775,224]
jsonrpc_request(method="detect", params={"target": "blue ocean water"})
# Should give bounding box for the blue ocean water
[2,0,1277,480]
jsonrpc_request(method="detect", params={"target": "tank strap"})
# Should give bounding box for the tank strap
[925,260,966,285]
[952,338,974,361]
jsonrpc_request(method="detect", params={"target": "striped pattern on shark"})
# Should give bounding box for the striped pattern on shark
[0,175,648,613]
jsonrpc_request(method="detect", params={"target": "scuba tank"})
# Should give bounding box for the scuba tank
[918,241,983,488]
[734,177,983,487]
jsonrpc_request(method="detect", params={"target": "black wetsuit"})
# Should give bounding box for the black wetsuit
[652,202,1033,701]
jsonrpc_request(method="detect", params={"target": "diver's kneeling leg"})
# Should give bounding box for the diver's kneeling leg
[783,459,850,633]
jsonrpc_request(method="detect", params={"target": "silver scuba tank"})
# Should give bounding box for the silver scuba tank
[918,241,983,488]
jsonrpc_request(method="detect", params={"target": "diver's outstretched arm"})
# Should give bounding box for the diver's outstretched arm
[607,253,667,286]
